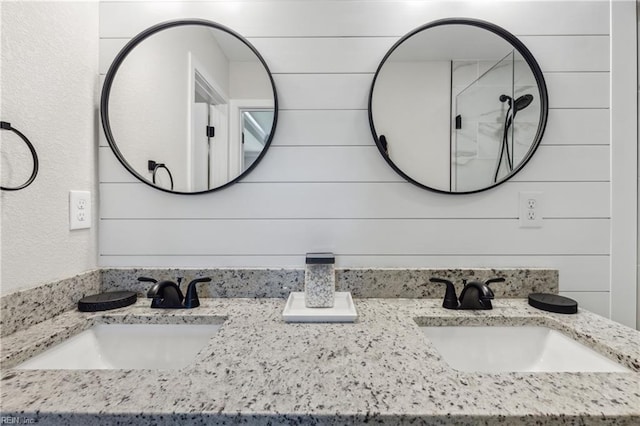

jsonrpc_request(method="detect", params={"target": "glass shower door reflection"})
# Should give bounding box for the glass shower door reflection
[452,52,515,192]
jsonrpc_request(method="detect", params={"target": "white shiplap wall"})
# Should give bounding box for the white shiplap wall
[637,0,640,329]
[99,1,613,316]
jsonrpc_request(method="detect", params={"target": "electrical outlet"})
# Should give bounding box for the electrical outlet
[519,191,542,228]
[70,191,91,230]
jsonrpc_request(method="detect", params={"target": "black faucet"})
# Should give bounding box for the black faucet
[429,277,505,310]
[139,276,211,309]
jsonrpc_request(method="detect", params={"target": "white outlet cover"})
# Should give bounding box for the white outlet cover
[519,191,543,228]
[70,191,91,230]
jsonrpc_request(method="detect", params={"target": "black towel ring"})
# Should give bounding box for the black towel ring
[1,121,39,191]
[151,162,174,191]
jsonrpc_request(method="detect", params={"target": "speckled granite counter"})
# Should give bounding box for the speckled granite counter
[1,298,639,425]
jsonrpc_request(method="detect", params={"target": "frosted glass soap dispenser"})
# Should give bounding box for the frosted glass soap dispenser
[304,252,335,308]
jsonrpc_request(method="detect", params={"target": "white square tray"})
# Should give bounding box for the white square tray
[282,292,358,323]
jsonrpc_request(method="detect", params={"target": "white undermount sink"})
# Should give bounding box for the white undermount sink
[420,326,630,373]
[15,323,221,370]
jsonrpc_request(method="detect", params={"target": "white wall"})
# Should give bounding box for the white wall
[637,0,640,329]
[229,62,273,100]
[371,61,451,190]
[98,1,637,324]
[610,0,638,329]
[1,1,99,296]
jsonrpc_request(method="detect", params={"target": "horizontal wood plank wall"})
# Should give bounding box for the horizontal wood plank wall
[99,0,611,315]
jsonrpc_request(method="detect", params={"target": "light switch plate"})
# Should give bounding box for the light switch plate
[70,191,91,230]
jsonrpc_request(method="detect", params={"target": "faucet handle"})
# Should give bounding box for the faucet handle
[429,277,459,310]
[429,277,453,286]
[485,277,505,286]
[184,277,212,309]
[139,276,160,298]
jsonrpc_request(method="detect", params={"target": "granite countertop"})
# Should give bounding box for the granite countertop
[1,298,639,425]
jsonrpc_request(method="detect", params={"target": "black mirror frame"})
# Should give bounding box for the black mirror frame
[100,19,279,195]
[368,18,549,195]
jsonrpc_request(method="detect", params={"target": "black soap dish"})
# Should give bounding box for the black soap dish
[78,291,137,312]
[528,293,578,314]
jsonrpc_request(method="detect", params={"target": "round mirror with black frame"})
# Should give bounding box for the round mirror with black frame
[368,18,548,194]
[101,19,278,194]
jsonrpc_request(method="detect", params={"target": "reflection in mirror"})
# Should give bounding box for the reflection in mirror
[242,110,274,171]
[102,20,277,194]
[369,19,547,193]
